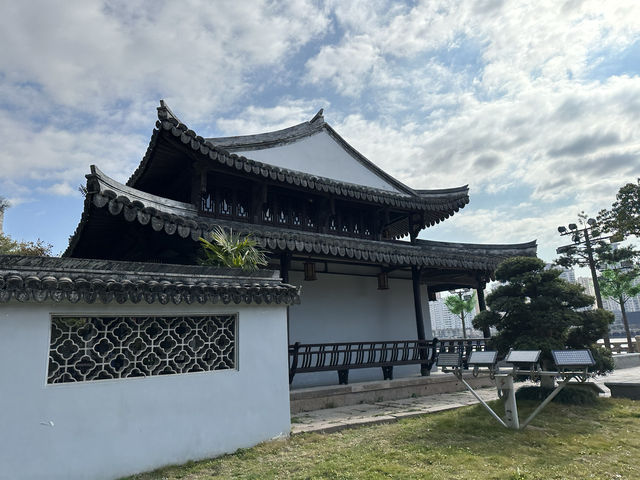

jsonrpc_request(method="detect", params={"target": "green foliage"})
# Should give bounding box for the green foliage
[586,345,615,374]
[0,199,53,256]
[599,268,640,304]
[472,256,613,373]
[445,291,476,337]
[515,385,597,405]
[0,232,53,256]
[599,267,640,348]
[444,292,475,316]
[598,178,640,238]
[199,226,268,271]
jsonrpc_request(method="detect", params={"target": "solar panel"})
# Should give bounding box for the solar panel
[468,351,498,366]
[552,349,595,367]
[437,352,462,368]
[505,350,541,364]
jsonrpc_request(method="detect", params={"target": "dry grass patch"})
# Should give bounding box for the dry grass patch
[125,398,640,480]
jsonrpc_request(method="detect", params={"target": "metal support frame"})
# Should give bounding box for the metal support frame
[448,364,593,430]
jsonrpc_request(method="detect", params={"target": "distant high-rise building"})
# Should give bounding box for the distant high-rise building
[557,266,576,284]
[576,276,596,308]
[429,291,482,338]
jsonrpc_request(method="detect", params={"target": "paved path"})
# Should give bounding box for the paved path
[290,365,640,435]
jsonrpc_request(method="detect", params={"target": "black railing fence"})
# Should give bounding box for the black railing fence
[288,337,488,385]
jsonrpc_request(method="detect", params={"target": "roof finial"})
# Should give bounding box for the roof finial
[310,108,324,124]
[157,99,181,123]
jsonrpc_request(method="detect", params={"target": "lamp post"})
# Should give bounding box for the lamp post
[556,217,612,349]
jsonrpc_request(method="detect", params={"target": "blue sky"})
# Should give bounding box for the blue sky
[1,0,639,264]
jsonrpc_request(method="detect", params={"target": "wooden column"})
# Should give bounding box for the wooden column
[412,266,426,340]
[412,266,430,376]
[280,252,291,344]
[476,279,491,338]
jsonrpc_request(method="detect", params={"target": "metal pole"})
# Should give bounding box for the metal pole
[496,374,519,429]
[459,376,507,428]
[520,381,568,429]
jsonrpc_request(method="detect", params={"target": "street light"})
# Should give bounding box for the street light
[556,216,612,349]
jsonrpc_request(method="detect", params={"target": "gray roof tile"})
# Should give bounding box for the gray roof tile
[66,166,537,271]
[0,255,299,306]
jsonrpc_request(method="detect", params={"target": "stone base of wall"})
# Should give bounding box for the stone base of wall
[290,372,494,414]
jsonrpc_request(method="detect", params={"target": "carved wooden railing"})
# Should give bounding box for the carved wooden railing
[288,339,439,385]
[437,338,488,368]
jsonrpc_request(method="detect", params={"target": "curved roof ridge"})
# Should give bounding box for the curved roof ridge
[416,185,470,196]
[90,165,195,213]
[205,109,325,151]
[415,238,538,251]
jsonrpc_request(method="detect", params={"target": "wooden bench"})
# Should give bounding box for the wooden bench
[288,339,439,385]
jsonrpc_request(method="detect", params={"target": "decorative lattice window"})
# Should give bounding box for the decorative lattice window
[47,315,236,384]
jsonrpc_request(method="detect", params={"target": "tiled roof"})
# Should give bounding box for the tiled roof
[125,101,470,215]
[66,166,536,272]
[0,255,300,306]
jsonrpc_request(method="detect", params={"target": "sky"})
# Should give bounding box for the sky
[1,0,639,266]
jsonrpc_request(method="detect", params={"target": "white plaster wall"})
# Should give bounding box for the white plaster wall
[0,302,290,480]
[236,131,404,193]
[288,271,433,387]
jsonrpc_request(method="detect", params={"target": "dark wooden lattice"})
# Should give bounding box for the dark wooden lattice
[47,315,236,383]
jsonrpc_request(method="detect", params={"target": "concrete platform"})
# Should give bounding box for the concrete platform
[290,371,494,414]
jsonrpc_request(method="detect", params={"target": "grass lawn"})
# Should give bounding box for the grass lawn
[125,398,640,480]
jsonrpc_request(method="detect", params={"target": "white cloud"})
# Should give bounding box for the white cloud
[0,1,329,121]
[215,99,330,135]
[42,183,77,197]
[0,108,147,189]
[2,0,640,257]
[0,0,331,194]
[305,36,381,96]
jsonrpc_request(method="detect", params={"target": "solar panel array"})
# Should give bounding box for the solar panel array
[505,350,541,364]
[468,351,498,366]
[552,349,595,367]
[436,352,462,367]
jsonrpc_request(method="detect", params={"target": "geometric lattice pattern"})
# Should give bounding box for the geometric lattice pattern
[47,315,236,384]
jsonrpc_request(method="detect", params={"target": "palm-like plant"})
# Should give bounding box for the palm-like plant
[444,291,476,339]
[199,226,268,271]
